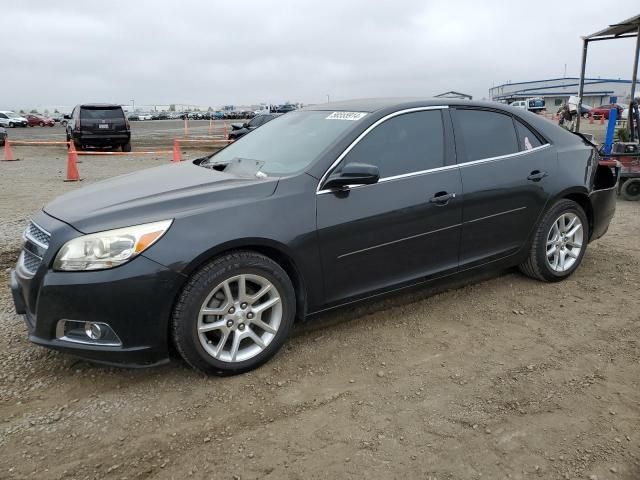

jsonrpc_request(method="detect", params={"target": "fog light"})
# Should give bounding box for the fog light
[55,319,122,346]
[85,322,104,340]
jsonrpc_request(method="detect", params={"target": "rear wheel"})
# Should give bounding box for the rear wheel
[519,199,588,282]
[171,251,295,375]
[121,142,132,152]
[620,179,640,201]
[39,121,44,127]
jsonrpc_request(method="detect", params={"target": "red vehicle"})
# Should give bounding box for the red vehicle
[588,104,623,120]
[25,114,55,127]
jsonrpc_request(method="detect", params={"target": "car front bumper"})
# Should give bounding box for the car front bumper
[10,212,186,367]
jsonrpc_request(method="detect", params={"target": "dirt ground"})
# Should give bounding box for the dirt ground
[0,123,639,480]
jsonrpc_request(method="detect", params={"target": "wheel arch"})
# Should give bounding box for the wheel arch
[181,238,308,321]
[553,187,594,240]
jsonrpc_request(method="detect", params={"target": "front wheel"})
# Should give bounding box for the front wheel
[519,199,588,282]
[171,251,295,375]
[121,142,132,152]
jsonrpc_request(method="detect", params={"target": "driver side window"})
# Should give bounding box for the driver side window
[339,110,445,178]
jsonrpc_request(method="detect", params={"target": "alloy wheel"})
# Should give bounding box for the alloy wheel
[546,212,583,272]
[197,274,282,363]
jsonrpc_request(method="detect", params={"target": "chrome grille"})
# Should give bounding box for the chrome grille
[21,249,42,275]
[20,221,51,276]
[25,222,51,248]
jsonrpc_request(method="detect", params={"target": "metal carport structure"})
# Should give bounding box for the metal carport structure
[576,14,640,139]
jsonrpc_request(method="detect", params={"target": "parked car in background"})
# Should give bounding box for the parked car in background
[11,99,619,374]
[127,113,140,121]
[228,113,281,140]
[66,104,131,151]
[555,104,592,118]
[0,111,28,127]
[25,114,55,127]
[588,104,623,120]
[138,113,153,121]
[274,104,297,113]
[0,126,6,146]
[509,98,546,113]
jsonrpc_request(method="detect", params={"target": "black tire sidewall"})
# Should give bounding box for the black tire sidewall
[621,179,640,201]
[534,200,589,281]
[172,253,295,375]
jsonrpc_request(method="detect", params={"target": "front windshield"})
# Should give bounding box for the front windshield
[6,112,21,118]
[205,110,366,175]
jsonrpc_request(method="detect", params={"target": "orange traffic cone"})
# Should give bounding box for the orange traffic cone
[589,115,594,124]
[184,117,189,136]
[599,115,605,125]
[172,139,182,163]
[64,141,81,182]
[2,138,18,161]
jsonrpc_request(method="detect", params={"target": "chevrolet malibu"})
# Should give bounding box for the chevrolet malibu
[11,99,619,375]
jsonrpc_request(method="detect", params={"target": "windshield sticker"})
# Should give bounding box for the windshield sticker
[326,112,367,121]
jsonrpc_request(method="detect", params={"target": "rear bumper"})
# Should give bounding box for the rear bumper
[72,132,130,146]
[589,185,617,241]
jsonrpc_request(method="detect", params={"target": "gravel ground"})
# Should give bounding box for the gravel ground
[0,125,639,480]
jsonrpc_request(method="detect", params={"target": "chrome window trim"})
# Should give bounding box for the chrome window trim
[316,106,449,194]
[317,143,551,195]
[316,107,551,195]
[457,143,551,169]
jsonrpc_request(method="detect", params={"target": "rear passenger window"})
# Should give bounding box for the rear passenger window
[456,109,519,162]
[515,120,543,151]
[341,110,444,178]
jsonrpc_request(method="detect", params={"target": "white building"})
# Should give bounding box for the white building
[489,77,638,110]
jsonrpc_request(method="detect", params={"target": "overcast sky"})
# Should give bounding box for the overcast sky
[3,1,639,110]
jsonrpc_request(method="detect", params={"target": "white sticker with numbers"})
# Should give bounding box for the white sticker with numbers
[325,112,367,121]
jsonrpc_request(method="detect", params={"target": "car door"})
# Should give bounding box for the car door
[0,113,9,127]
[316,108,462,305]
[451,107,556,268]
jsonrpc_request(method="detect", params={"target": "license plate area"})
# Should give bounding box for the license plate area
[98,124,110,129]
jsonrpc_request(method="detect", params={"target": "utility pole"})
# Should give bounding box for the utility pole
[326,94,330,103]
[130,99,135,112]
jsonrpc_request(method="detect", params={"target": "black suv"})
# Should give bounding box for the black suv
[228,113,281,140]
[66,104,131,151]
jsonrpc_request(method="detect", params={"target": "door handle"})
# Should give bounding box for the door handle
[429,192,456,205]
[527,170,548,182]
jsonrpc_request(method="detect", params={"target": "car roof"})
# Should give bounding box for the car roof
[78,103,123,108]
[303,97,504,113]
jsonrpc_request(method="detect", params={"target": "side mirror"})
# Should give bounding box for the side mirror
[323,163,380,190]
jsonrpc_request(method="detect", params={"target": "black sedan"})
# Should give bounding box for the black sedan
[228,113,280,140]
[11,99,619,375]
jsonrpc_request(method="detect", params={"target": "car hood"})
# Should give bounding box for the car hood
[44,161,279,233]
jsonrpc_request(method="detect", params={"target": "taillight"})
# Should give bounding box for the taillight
[125,117,130,129]
[76,117,81,132]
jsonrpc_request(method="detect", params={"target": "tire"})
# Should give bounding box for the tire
[9,122,14,128]
[519,199,589,282]
[121,142,132,152]
[61,120,68,127]
[39,122,44,127]
[171,251,296,375]
[620,179,640,201]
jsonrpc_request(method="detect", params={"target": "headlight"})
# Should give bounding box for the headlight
[53,220,173,271]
